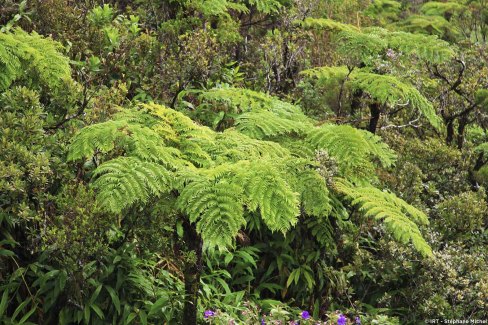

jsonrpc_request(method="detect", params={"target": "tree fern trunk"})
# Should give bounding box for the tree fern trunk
[182,219,203,325]
[446,119,454,144]
[457,115,468,149]
[368,103,381,134]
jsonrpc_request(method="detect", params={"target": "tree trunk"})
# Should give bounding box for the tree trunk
[368,103,381,134]
[456,115,468,149]
[182,219,203,325]
[445,119,454,145]
[350,89,363,116]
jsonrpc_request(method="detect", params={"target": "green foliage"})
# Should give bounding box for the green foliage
[301,67,442,130]
[435,190,488,236]
[420,1,466,17]
[5,2,486,324]
[351,72,442,129]
[307,124,396,182]
[335,179,432,257]
[364,0,402,24]
[235,110,307,139]
[93,157,174,213]
[395,14,459,39]
[383,31,455,64]
[68,104,302,248]
[299,18,359,32]
[0,28,70,91]
[193,0,248,17]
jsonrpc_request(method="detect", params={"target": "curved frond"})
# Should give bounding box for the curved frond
[211,130,291,162]
[351,72,442,129]
[336,30,388,64]
[386,32,455,63]
[235,110,308,139]
[93,157,174,213]
[307,124,396,181]
[177,176,245,248]
[242,162,300,233]
[335,179,432,257]
[299,18,359,32]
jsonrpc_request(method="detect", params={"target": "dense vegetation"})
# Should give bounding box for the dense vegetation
[1,0,487,324]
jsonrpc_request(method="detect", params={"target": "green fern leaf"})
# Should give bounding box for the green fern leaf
[335,179,432,256]
[242,162,300,233]
[351,72,442,129]
[0,28,71,91]
[177,176,245,248]
[307,124,396,181]
[93,157,174,213]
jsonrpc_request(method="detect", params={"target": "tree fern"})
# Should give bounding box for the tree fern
[420,1,465,17]
[383,31,455,63]
[68,101,431,256]
[299,17,455,64]
[334,179,432,257]
[0,28,71,91]
[395,14,459,39]
[351,72,442,129]
[301,67,442,130]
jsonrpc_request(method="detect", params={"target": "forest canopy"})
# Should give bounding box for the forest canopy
[1,0,487,324]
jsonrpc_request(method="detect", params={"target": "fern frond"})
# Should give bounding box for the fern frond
[177,176,245,248]
[195,86,310,121]
[235,110,307,139]
[293,168,331,217]
[67,117,183,168]
[420,1,465,17]
[299,18,359,32]
[395,14,458,38]
[93,157,174,213]
[335,179,432,256]
[336,30,388,64]
[248,0,281,13]
[242,162,300,233]
[67,119,128,161]
[212,130,291,162]
[385,32,455,63]
[351,72,442,129]
[307,124,396,181]
[364,0,401,22]
[193,0,249,17]
[0,28,71,91]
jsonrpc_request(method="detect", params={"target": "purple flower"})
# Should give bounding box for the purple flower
[301,310,311,320]
[204,310,215,318]
[355,316,361,324]
[261,319,265,325]
[338,314,347,325]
